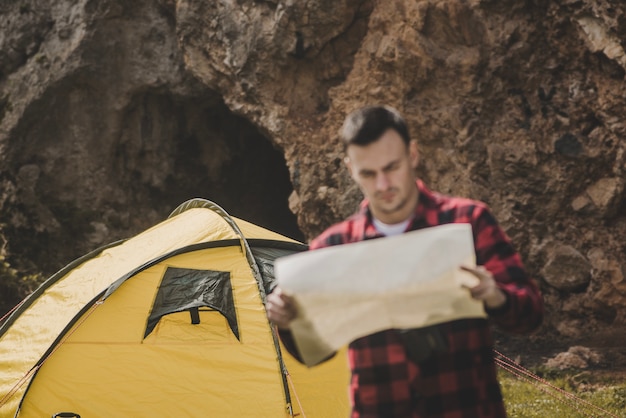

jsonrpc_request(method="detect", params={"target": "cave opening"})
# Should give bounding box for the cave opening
[0,86,305,319]
[178,105,304,242]
[116,91,305,243]
[0,89,305,318]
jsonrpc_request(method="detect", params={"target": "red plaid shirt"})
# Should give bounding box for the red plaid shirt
[279,180,543,417]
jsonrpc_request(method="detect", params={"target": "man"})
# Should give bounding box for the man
[267,105,543,417]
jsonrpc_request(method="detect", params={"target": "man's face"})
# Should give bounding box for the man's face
[345,128,419,224]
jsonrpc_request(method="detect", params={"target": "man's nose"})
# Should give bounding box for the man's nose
[376,173,390,190]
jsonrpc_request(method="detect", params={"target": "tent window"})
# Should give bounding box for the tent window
[145,267,239,340]
[251,247,297,295]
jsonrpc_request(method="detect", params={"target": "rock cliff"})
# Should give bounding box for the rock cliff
[1,0,625,347]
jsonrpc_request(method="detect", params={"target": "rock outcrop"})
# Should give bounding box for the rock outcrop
[1,0,625,346]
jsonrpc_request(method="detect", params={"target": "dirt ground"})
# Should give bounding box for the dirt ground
[495,330,626,382]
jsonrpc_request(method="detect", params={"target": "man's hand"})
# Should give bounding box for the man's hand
[460,265,507,310]
[266,287,298,329]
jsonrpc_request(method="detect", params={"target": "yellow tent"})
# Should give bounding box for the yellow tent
[0,200,350,417]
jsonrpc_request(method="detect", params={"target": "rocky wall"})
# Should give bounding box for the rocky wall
[1,0,625,344]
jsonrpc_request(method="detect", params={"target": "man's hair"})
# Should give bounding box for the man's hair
[340,105,410,148]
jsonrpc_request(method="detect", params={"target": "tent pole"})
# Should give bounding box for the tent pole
[169,199,296,416]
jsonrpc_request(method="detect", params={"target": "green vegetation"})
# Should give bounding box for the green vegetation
[501,368,626,417]
[34,53,48,65]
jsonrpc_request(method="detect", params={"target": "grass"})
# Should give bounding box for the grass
[500,367,626,417]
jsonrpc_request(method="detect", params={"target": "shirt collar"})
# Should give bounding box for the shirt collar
[357,179,437,240]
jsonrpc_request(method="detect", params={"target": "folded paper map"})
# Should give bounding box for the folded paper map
[275,223,487,366]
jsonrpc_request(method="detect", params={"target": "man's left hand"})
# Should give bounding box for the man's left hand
[460,265,507,309]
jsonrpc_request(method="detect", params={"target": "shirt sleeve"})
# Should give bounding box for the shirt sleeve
[277,327,304,363]
[277,327,337,365]
[472,205,544,334]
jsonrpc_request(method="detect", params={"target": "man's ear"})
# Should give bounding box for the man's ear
[344,156,353,176]
[409,140,419,169]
